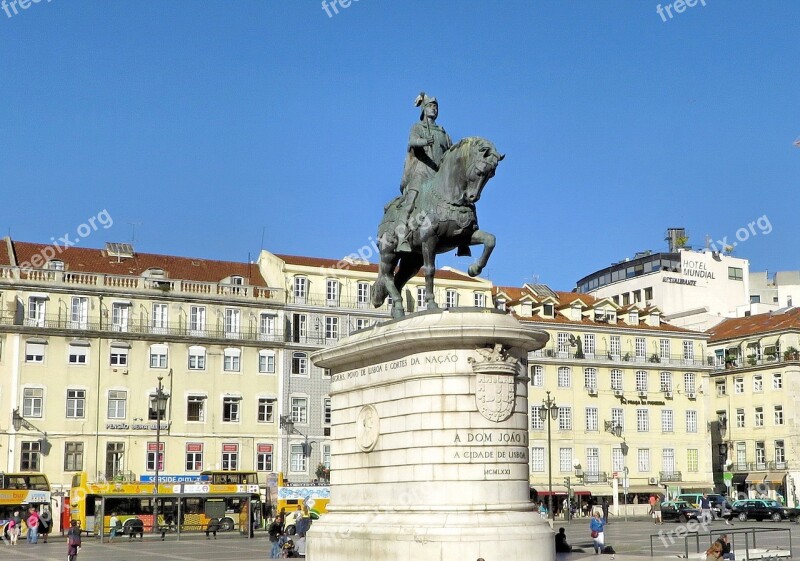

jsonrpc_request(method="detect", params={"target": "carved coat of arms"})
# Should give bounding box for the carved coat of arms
[469,344,519,422]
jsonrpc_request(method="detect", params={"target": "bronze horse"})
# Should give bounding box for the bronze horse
[372,137,504,318]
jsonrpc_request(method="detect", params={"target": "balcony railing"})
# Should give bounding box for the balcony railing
[0,265,281,301]
[530,346,711,367]
[659,471,682,482]
[714,354,799,371]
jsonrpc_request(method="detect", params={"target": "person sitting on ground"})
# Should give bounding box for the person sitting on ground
[716,534,734,561]
[554,526,572,553]
[705,541,723,561]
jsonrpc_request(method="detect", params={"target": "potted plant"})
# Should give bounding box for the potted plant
[784,347,799,361]
[746,354,757,366]
[764,347,778,361]
[315,463,330,483]
[623,352,631,362]
[649,353,660,363]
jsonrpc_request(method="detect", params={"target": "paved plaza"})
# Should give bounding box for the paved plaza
[2,519,796,561]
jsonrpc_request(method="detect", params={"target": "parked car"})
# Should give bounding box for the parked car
[676,493,727,516]
[729,499,798,522]
[660,500,701,523]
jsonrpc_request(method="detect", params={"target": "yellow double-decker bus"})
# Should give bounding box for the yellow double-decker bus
[70,471,261,537]
[0,473,53,536]
[276,473,329,533]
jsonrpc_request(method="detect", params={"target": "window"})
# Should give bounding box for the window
[636,409,649,432]
[322,444,331,469]
[543,303,554,316]
[258,350,276,373]
[584,368,597,390]
[257,444,273,471]
[291,352,308,375]
[530,365,543,387]
[612,448,624,473]
[530,406,543,430]
[715,379,727,397]
[754,406,764,427]
[659,339,670,360]
[259,313,276,340]
[775,440,786,464]
[258,398,275,423]
[292,313,307,343]
[611,408,624,430]
[149,344,168,369]
[635,337,645,359]
[473,292,486,307]
[148,390,169,421]
[734,377,744,394]
[445,289,458,308]
[687,449,698,472]
[105,442,125,478]
[111,302,129,332]
[107,390,127,419]
[683,341,694,361]
[291,397,308,424]
[557,333,570,354]
[610,336,621,357]
[660,372,672,393]
[187,396,206,422]
[356,282,370,306]
[557,367,571,387]
[662,448,675,474]
[661,409,673,433]
[774,405,784,425]
[186,443,203,471]
[644,287,653,300]
[70,296,88,329]
[223,348,241,372]
[585,407,598,431]
[557,407,572,430]
[290,444,307,472]
[221,444,239,470]
[637,449,650,472]
[736,408,745,428]
[354,318,370,331]
[23,388,43,417]
[146,442,165,471]
[610,369,623,390]
[20,441,41,471]
[326,279,339,305]
[25,341,45,363]
[584,334,595,356]
[66,389,86,418]
[559,448,573,472]
[152,303,168,334]
[26,296,46,327]
[324,397,332,426]
[728,267,743,281]
[64,442,84,471]
[684,372,696,394]
[753,375,763,393]
[416,287,426,309]
[223,397,241,422]
[68,343,88,365]
[755,441,766,468]
[686,410,697,433]
[530,447,545,472]
[224,308,241,339]
[293,277,307,301]
[325,317,339,341]
[773,373,782,389]
[189,305,206,335]
[635,371,648,392]
[188,346,206,370]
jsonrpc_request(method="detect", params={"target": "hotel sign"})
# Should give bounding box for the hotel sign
[105,421,171,430]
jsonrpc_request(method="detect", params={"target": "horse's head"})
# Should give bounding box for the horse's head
[441,137,504,205]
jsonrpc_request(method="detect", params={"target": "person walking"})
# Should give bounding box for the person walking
[699,493,713,525]
[269,516,284,559]
[601,497,609,524]
[7,514,18,545]
[108,512,120,542]
[719,496,733,526]
[653,495,663,525]
[589,512,606,554]
[10,510,21,545]
[26,507,40,544]
[67,520,82,561]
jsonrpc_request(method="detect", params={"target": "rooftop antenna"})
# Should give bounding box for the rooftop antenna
[128,222,142,243]
[260,226,266,250]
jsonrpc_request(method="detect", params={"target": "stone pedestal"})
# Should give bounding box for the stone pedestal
[307,309,553,561]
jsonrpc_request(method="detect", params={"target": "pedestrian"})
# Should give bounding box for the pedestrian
[589,511,606,554]
[653,495,663,525]
[108,512,120,542]
[6,514,17,545]
[38,510,50,543]
[716,534,734,560]
[601,497,609,524]
[719,496,732,526]
[206,518,220,539]
[67,520,82,561]
[26,507,40,544]
[699,493,713,525]
[555,527,572,553]
[269,516,284,558]
[10,510,21,545]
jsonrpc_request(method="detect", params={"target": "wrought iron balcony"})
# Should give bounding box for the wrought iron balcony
[659,471,682,482]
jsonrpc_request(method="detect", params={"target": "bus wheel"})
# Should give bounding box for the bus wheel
[220,517,235,532]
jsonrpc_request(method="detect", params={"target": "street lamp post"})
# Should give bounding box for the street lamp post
[280,415,315,478]
[153,374,170,532]
[604,421,628,521]
[539,391,559,520]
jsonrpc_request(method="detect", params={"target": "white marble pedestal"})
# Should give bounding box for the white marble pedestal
[307,309,553,561]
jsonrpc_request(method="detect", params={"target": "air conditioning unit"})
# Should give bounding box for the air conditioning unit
[687,392,697,400]
[664,391,673,399]
[613,389,624,397]
[638,390,648,398]
[648,476,659,485]
[587,387,598,396]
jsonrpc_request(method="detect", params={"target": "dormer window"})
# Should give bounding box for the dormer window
[496,298,506,311]
[628,311,638,324]
[230,276,244,285]
[143,268,166,278]
[47,260,64,271]
[542,304,554,316]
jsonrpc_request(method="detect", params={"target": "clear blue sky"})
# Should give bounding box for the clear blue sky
[2,1,798,290]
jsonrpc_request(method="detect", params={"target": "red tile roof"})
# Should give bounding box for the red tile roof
[707,308,800,342]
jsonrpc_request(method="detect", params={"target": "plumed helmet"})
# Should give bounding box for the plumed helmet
[414,91,437,120]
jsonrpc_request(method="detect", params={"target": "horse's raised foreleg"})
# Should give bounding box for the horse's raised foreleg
[467,229,496,277]
[421,237,439,310]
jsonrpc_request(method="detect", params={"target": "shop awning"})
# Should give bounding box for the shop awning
[532,485,568,495]
[626,485,661,494]
[731,473,748,485]
[745,472,767,484]
[765,472,786,484]
[579,485,613,496]
[680,483,714,492]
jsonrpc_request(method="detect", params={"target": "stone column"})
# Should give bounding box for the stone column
[307,309,553,561]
